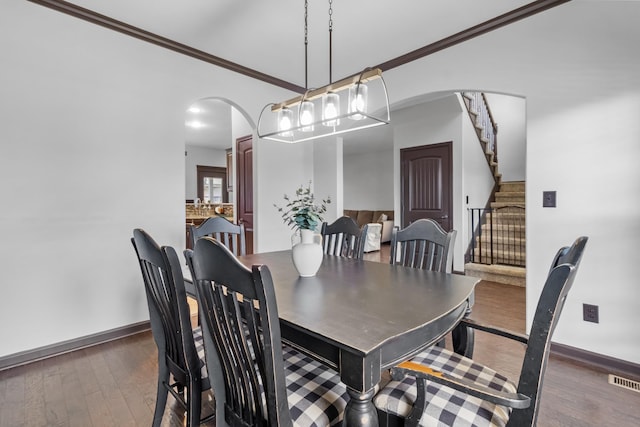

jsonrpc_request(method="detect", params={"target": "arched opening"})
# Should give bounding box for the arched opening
[184,97,254,249]
[341,89,526,280]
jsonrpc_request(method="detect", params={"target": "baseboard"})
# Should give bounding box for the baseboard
[0,321,151,372]
[4,321,637,383]
[551,342,640,380]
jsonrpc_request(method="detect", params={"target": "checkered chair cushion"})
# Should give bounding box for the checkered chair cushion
[374,346,517,427]
[283,345,349,427]
[192,326,208,380]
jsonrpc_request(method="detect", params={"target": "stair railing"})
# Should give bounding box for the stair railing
[467,206,526,267]
[462,92,499,163]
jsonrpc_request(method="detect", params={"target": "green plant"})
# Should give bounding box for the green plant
[274,182,331,231]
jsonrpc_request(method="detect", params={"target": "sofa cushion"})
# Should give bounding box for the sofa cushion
[355,211,375,228]
[344,210,394,228]
[344,210,359,222]
[373,210,394,222]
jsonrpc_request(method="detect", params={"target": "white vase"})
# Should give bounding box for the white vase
[292,229,323,277]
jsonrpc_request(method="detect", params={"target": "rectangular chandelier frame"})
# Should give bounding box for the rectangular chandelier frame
[257,68,390,144]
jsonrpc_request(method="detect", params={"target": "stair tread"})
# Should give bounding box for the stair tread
[479,225,526,232]
[491,202,525,208]
[475,239,526,245]
[465,263,526,286]
[495,191,525,196]
[465,263,526,275]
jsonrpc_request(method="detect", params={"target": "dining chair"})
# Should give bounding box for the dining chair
[374,236,588,427]
[185,237,350,427]
[131,229,213,427]
[189,216,246,255]
[389,218,466,351]
[390,218,456,273]
[321,215,368,259]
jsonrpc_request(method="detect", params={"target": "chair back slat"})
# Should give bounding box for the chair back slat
[390,219,456,273]
[321,216,367,259]
[190,216,246,256]
[186,237,293,427]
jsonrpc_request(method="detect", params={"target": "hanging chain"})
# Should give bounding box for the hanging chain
[328,0,333,83]
[304,0,308,89]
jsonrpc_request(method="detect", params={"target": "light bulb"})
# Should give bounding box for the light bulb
[322,92,340,127]
[348,83,368,120]
[299,100,315,132]
[278,107,293,136]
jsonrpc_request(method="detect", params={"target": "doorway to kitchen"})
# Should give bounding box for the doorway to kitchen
[196,165,228,203]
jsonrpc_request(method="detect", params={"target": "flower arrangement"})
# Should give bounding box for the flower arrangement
[274,182,331,231]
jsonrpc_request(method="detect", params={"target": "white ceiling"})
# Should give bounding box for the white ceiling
[64,0,534,153]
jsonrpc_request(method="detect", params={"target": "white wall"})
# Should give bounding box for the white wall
[484,93,526,182]
[184,145,227,200]
[313,138,343,224]
[0,1,298,358]
[343,149,394,210]
[254,139,314,253]
[384,1,640,364]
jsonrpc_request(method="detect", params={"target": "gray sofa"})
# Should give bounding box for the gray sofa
[344,209,395,243]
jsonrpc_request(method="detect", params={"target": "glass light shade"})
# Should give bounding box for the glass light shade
[278,107,293,136]
[299,100,315,132]
[322,92,340,127]
[348,83,368,120]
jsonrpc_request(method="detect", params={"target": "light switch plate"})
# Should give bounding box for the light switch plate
[543,191,556,208]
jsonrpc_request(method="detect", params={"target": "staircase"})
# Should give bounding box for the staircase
[460,92,526,286]
[462,92,501,183]
[465,181,526,286]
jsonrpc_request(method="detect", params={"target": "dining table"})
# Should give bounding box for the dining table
[211,250,478,427]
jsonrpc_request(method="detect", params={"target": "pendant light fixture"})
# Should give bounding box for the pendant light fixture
[258,0,390,143]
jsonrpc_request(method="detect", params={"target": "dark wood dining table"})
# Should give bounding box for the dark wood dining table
[226,250,479,427]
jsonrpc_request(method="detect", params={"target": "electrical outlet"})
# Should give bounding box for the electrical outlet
[583,303,599,323]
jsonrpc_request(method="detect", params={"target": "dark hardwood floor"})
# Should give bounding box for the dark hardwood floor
[1,244,638,426]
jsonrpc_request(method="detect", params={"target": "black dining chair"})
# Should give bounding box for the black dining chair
[185,237,349,427]
[189,216,246,255]
[131,229,213,427]
[389,218,468,351]
[321,216,368,259]
[374,236,588,427]
[389,218,456,273]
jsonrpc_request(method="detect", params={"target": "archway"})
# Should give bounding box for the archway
[341,89,526,277]
[184,97,255,247]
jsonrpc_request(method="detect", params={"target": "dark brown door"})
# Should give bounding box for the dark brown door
[237,135,254,254]
[401,142,453,230]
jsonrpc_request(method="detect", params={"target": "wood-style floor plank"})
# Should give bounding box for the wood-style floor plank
[42,356,68,426]
[0,366,25,426]
[59,352,92,427]
[24,360,47,427]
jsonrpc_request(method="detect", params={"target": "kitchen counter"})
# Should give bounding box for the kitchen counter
[186,215,234,224]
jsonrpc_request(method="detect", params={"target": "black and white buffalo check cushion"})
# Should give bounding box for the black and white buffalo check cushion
[192,326,208,380]
[374,346,517,427]
[283,345,349,427]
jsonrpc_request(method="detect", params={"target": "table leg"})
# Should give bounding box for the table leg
[343,387,378,427]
